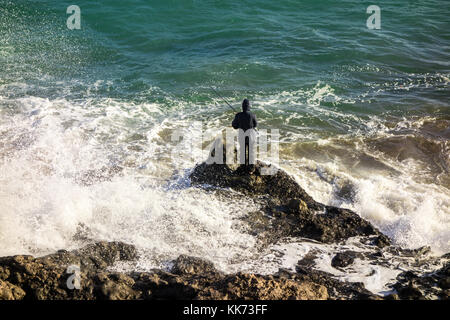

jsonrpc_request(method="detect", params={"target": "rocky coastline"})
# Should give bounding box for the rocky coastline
[0,161,448,300]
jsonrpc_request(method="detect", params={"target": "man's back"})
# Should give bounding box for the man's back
[232,99,257,166]
[232,99,257,131]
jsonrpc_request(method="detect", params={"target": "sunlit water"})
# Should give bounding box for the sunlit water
[0,0,448,294]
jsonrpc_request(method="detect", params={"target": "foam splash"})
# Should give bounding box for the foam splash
[234,237,446,296]
[0,92,448,280]
[286,136,450,254]
[0,95,260,271]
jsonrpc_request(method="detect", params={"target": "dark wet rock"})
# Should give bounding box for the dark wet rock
[172,255,219,275]
[289,252,386,300]
[387,246,432,258]
[1,241,446,300]
[287,198,309,214]
[441,252,450,259]
[0,242,327,300]
[251,203,390,247]
[284,205,390,245]
[132,270,202,300]
[190,161,321,210]
[211,273,328,300]
[331,251,361,269]
[292,265,381,300]
[0,241,137,300]
[439,277,450,289]
[385,293,400,300]
[297,251,320,269]
[392,262,450,300]
[372,235,391,248]
[190,161,390,248]
[397,283,424,300]
[133,270,328,300]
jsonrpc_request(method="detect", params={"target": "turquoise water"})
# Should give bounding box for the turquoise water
[2,1,448,115]
[0,1,449,266]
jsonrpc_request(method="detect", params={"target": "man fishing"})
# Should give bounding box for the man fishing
[232,99,257,166]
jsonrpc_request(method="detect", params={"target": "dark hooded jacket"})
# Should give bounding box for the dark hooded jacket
[232,100,257,132]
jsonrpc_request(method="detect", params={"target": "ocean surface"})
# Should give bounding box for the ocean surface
[0,0,449,291]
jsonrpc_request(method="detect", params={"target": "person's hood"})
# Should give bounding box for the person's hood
[242,99,250,112]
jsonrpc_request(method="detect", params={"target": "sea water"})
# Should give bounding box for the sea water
[0,0,448,293]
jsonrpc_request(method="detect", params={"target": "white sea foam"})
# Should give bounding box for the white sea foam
[0,95,259,271]
[288,139,450,254]
[234,237,445,295]
[0,92,448,287]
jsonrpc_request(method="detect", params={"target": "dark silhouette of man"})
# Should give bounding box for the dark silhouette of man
[232,99,257,166]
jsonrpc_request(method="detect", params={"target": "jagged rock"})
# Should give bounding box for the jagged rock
[1,241,446,300]
[0,280,26,300]
[0,242,328,300]
[172,255,219,275]
[0,241,137,300]
[385,293,400,300]
[190,161,320,209]
[283,205,390,245]
[297,251,319,269]
[190,161,390,247]
[397,283,424,300]
[132,270,202,300]
[132,270,328,300]
[392,262,450,300]
[372,235,391,248]
[214,273,328,300]
[287,198,309,214]
[95,273,141,300]
[387,246,431,258]
[331,251,361,269]
[246,201,390,247]
[441,253,450,259]
[293,265,381,300]
[439,277,450,289]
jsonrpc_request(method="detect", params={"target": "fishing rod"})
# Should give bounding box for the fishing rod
[209,86,259,133]
[209,86,237,113]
